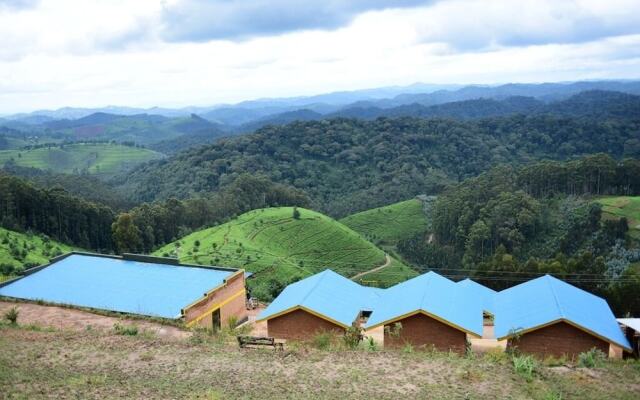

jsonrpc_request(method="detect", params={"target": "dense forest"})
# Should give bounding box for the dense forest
[117,112,640,217]
[396,155,640,314]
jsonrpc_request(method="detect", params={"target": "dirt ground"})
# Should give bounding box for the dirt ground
[2,324,639,399]
[0,301,190,340]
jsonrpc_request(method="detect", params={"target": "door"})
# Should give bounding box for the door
[212,309,221,332]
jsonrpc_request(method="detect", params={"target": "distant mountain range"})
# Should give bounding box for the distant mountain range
[4,80,639,127]
[1,81,639,155]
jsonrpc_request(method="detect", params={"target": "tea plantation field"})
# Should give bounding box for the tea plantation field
[153,207,417,299]
[0,227,73,280]
[340,198,430,245]
[0,143,163,176]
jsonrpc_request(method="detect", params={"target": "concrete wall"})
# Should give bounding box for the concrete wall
[384,313,467,354]
[507,321,610,359]
[267,308,345,340]
[184,271,247,329]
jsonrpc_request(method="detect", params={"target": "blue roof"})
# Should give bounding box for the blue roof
[494,275,631,350]
[257,269,380,327]
[457,278,496,315]
[364,272,484,336]
[0,254,234,319]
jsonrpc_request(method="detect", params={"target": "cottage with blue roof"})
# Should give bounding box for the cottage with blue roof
[365,272,484,353]
[495,275,631,358]
[0,252,248,330]
[256,269,381,340]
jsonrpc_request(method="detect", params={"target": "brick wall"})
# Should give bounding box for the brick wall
[507,321,610,359]
[184,271,247,329]
[267,308,345,340]
[384,313,467,354]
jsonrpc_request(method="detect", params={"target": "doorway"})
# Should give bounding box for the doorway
[212,309,221,332]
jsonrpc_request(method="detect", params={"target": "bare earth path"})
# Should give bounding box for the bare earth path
[0,301,189,340]
[351,253,391,280]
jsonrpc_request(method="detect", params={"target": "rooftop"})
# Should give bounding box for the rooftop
[0,252,241,319]
[494,275,631,350]
[257,269,381,327]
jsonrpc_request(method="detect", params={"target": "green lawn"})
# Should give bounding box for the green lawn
[595,196,640,240]
[153,207,416,299]
[0,143,163,176]
[0,227,73,277]
[340,198,429,245]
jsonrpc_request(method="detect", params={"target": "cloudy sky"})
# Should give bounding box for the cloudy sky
[1,0,640,113]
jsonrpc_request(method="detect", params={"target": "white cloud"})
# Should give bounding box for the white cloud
[0,0,639,113]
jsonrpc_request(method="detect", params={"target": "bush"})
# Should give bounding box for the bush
[366,336,377,351]
[113,323,138,336]
[313,331,333,350]
[578,348,607,368]
[342,325,362,349]
[292,207,301,220]
[402,343,414,354]
[512,354,537,381]
[3,306,19,324]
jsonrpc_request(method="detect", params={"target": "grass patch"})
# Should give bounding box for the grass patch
[0,227,74,271]
[512,354,538,381]
[113,323,139,336]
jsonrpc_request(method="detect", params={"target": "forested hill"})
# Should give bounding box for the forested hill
[117,113,640,217]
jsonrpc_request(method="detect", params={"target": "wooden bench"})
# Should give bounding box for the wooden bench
[237,335,284,350]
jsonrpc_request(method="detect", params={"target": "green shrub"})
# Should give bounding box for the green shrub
[402,343,414,354]
[342,325,362,349]
[313,331,333,350]
[543,391,564,400]
[226,315,238,329]
[578,348,607,368]
[366,336,377,351]
[3,306,19,324]
[113,323,138,336]
[512,354,537,381]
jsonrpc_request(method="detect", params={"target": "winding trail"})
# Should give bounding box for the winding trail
[351,254,391,280]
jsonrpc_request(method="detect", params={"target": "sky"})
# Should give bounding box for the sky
[1,0,640,113]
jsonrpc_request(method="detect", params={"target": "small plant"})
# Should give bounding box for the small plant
[226,315,238,329]
[366,336,377,351]
[3,306,19,325]
[113,323,138,336]
[292,207,301,220]
[543,391,564,400]
[512,354,537,381]
[312,331,332,350]
[578,348,607,368]
[342,325,362,349]
[402,342,414,354]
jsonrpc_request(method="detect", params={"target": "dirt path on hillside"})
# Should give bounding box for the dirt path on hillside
[351,254,391,280]
[0,301,190,340]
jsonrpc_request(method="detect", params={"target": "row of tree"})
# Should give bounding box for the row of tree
[0,172,114,250]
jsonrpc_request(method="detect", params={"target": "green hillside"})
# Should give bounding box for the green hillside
[153,207,416,299]
[0,227,73,281]
[0,143,163,176]
[340,198,431,245]
[596,196,640,240]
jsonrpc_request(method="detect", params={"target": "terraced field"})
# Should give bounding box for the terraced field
[153,207,417,298]
[596,196,640,240]
[0,227,73,280]
[0,143,163,176]
[340,198,430,244]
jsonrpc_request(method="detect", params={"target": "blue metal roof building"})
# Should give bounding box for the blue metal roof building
[0,252,243,320]
[257,269,381,328]
[494,275,631,351]
[365,272,484,337]
[457,278,496,315]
